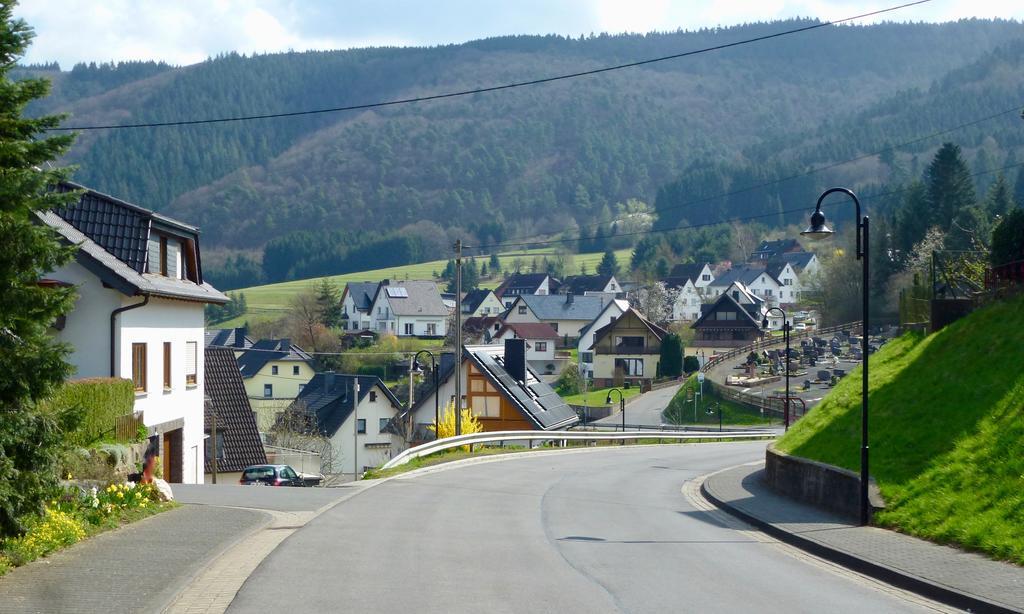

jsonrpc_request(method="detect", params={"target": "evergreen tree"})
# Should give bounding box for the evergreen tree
[314,279,343,328]
[659,334,684,378]
[597,250,620,277]
[924,143,976,229]
[0,6,83,537]
[990,207,1024,267]
[983,175,1013,219]
[1013,170,1024,210]
[489,253,501,273]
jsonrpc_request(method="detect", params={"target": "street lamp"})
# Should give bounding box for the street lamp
[412,349,439,441]
[606,388,625,442]
[762,307,791,431]
[801,186,871,526]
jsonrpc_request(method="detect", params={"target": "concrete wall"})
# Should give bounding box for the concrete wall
[764,445,883,521]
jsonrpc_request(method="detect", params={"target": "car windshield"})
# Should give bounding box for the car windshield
[245,467,274,480]
[280,466,298,479]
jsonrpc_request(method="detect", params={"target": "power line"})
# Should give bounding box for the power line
[48,1,932,132]
[481,102,1023,250]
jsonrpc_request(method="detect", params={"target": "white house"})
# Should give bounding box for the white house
[775,252,821,303]
[492,322,561,375]
[369,280,448,337]
[341,282,380,331]
[495,273,552,308]
[289,373,404,474]
[39,182,228,484]
[576,298,630,380]
[667,278,703,322]
[502,293,606,343]
[461,288,505,318]
[556,275,623,300]
[665,263,715,297]
[706,265,783,308]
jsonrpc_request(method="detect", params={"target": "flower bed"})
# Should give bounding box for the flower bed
[0,482,174,575]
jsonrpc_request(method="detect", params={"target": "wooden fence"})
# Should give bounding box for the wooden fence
[114,413,145,442]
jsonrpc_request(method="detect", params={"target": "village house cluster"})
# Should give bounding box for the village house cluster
[40,181,822,481]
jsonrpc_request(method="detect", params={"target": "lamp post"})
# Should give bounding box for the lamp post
[606,388,625,442]
[762,307,791,431]
[412,349,439,440]
[801,186,870,526]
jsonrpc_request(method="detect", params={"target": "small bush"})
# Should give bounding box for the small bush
[39,378,135,446]
[3,509,85,565]
[683,356,700,374]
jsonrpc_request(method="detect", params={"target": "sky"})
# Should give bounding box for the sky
[16,0,1024,68]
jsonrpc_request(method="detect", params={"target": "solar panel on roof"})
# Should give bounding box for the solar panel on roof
[386,287,409,298]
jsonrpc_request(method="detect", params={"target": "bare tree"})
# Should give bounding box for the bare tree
[270,400,340,474]
[633,282,674,325]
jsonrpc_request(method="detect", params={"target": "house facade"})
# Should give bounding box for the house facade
[369,280,448,337]
[235,339,317,432]
[576,298,630,380]
[290,373,404,474]
[667,277,703,322]
[495,273,552,308]
[492,322,560,375]
[691,282,767,347]
[40,182,227,484]
[665,263,715,296]
[706,265,783,308]
[591,308,668,387]
[750,239,803,262]
[409,341,579,440]
[341,282,380,331]
[461,289,505,318]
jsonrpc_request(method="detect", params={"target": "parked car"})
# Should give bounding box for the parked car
[240,464,305,487]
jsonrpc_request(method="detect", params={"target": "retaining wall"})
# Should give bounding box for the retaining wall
[764,444,884,520]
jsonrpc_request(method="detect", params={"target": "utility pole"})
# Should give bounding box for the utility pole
[454,239,463,436]
[210,409,218,484]
[353,378,360,479]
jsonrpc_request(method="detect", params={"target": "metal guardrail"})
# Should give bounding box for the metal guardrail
[381,429,776,469]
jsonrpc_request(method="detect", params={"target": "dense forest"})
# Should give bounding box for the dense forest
[18,19,1024,288]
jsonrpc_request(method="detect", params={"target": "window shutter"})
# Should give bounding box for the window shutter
[167,241,179,278]
[147,239,161,273]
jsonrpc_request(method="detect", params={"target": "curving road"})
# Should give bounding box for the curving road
[228,443,943,613]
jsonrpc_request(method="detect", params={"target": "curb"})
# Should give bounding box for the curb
[700,468,1020,614]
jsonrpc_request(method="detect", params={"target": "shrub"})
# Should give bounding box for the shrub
[2,509,85,565]
[428,402,483,445]
[39,378,135,446]
[555,362,583,395]
[683,356,700,374]
[660,334,683,377]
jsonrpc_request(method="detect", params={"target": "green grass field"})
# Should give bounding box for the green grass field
[560,385,641,408]
[664,374,771,426]
[217,247,633,328]
[776,294,1024,565]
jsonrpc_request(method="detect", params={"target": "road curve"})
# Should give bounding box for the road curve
[228,443,939,613]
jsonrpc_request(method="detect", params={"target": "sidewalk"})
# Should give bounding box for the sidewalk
[0,505,268,614]
[703,463,1024,614]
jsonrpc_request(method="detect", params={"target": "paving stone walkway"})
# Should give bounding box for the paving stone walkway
[703,463,1024,613]
[0,505,267,614]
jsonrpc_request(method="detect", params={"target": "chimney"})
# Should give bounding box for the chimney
[504,338,527,383]
[279,338,291,352]
[233,326,246,348]
[323,371,335,393]
[566,292,574,305]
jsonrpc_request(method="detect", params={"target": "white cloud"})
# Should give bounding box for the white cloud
[14,0,1024,68]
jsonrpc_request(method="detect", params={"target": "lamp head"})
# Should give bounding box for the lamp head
[801,207,833,241]
[605,393,613,404]
[762,317,770,330]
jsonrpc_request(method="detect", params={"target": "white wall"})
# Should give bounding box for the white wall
[327,383,403,473]
[51,261,121,379]
[577,301,628,378]
[395,315,447,337]
[118,296,206,484]
[670,281,702,322]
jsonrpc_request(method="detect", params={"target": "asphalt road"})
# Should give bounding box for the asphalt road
[592,383,681,427]
[228,443,939,613]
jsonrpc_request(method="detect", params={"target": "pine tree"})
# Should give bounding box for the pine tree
[0,5,82,537]
[1013,170,1024,210]
[984,175,1013,219]
[924,143,976,230]
[489,253,501,273]
[597,250,619,277]
[314,279,343,328]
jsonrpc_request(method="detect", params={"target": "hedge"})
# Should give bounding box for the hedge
[38,378,135,446]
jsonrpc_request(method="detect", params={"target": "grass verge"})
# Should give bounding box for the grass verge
[776,293,1024,565]
[664,374,771,427]
[560,385,641,408]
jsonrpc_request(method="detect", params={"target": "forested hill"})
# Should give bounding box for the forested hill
[20,18,1024,255]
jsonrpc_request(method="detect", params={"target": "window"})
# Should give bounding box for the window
[185,341,198,385]
[379,418,390,433]
[715,311,737,321]
[517,305,527,315]
[263,384,273,397]
[131,343,147,392]
[280,466,298,479]
[356,419,366,434]
[159,237,168,276]
[471,395,501,418]
[535,341,547,352]
[404,323,414,335]
[162,342,172,390]
[702,274,711,281]
[784,278,793,286]
[271,365,279,375]
[470,378,497,393]
[765,289,773,297]
[369,391,377,402]
[614,358,644,377]
[293,365,300,375]
[204,432,226,463]
[426,323,437,335]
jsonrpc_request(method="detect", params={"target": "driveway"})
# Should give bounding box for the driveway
[227,443,938,613]
[591,383,682,427]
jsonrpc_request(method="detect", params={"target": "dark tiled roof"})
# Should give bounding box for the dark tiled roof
[495,322,560,340]
[591,308,668,347]
[495,273,550,297]
[345,282,380,312]
[777,251,816,271]
[691,292,763,330]
[464,345,579,430]
[293,373,402,437]
[667,263,707,282]
[711,265,779,288]
[751,239,802,259]
[54,183,151,274]
[374,281,448,317]
[205,328,254,349]
[461,289,494,313]
[204,347,267,473]
[558,275,613,294]
[237,339,314,379]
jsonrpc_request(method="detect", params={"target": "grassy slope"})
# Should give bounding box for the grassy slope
[560,385,641,408]
[665,374,771,426]
[217,247,633,327]
[776,294,1024,564]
